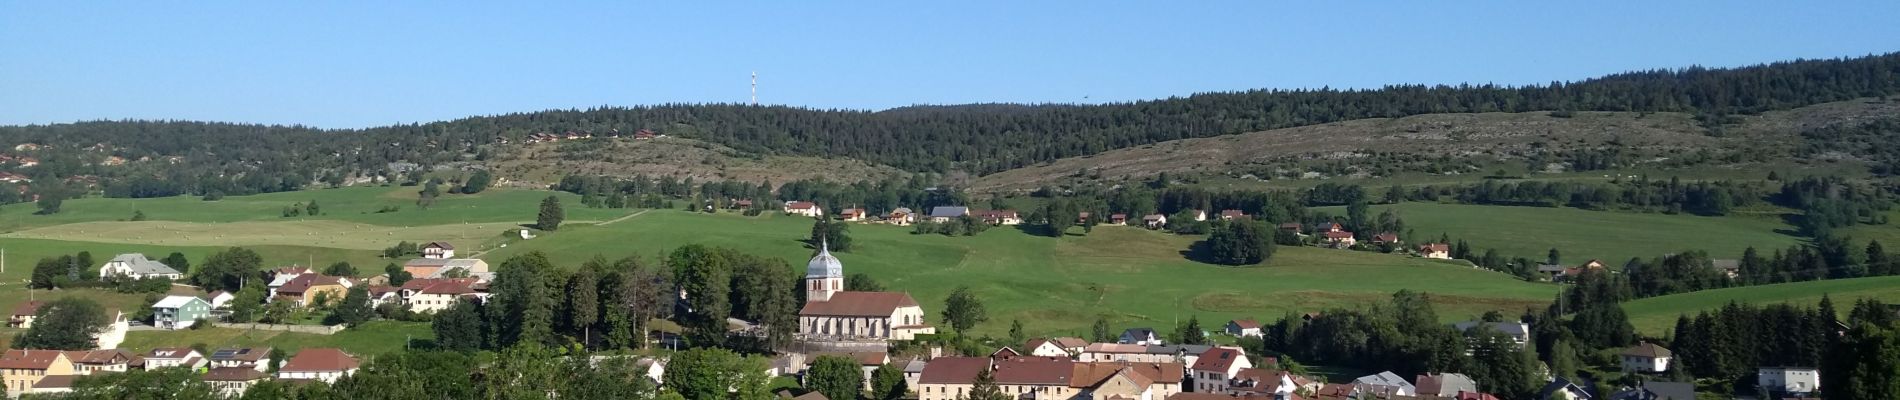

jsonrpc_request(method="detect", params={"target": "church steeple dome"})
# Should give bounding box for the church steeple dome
[806,239,844,279]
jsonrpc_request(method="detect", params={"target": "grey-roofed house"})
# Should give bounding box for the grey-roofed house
[1415,372,1477,397]
[1119,328,1162,345]
[1454,321,1532,349]
[98,253,183,281]
[1538,377,1595,400]
[927,206,969,223]
[1353,371,1416,397]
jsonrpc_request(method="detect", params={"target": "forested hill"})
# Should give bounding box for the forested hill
[2,52,1898,189]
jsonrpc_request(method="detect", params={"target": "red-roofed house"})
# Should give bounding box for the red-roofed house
[1371,232,1401,245]
[276,348,359,383]
[1108,214,1129,225]
[783,201,824,217]
[1190,347,1252,393]
[274,274,353,308]
[1073,361,1186,399]
[1418,243,1452,259]
[917,357,990,400]
[10,301,43,328]
[1220,210,1247,221]
[839,208,866,221]
[401,278,487,313]
[993,357,1075,398]
[1322,231,1357,247]
[976,210,1022,225]
[1143,214,1169,229]
[421,242,456,259]
[2,350,74,398]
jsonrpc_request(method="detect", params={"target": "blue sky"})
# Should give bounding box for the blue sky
[3,1,1897,128]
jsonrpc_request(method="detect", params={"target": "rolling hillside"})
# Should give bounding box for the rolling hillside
[1622,275,1900,335]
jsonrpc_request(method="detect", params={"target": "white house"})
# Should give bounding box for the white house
[97,253,182,281]
[204,291,235,310]
[1119,328,1163,345]
[784,201,824,217]
[1189,347,1251,393]
[276,348,359,383]
[208,347,273,372]
[1758,367,1820,395]
[204,367,268,397]
[1620,342,1673,373]
[420,242,456,259]
[1022,339,1072,358]
[143,348,206,370]
[402,278,486,314]
[1142,214,1168,229]
[1225,319,1263,337]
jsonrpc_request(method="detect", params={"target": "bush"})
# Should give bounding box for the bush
[190,318,211,330]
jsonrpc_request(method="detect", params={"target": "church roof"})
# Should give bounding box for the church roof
[806,241,843,279]
[800,291,920,317]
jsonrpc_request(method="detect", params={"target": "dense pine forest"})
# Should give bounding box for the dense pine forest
[3,53,1899,199]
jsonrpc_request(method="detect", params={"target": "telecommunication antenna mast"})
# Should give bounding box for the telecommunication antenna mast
[750,71,758,106]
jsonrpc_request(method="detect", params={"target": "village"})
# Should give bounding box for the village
[0,200,1824,400]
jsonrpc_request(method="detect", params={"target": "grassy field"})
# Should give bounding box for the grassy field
[0,237,387,282]
[114,321,434,356]
[1312,202,1805,267]
[0,186,632,232]
[1621,275,1900,336]
[485,209,1559,337]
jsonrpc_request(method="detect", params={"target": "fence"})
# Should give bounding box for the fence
[212,322,346,335]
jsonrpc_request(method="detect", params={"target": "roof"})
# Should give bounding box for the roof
[1622,342,1674,358]
[840,208,864,216]
[790,391,830,400]
[409,278,481,295]
[1230,319,1262,329]
[1052,337,1090,348]
[278,274,349,294]
[891,207,913,215]
[1143,214,1166,221]
[1354,371,1415,392]
[205,367,270,381]
[799,291,920,317]
[917,357,990,384]
[1122,327,1157,339]
[1639,381,1696,400]
[1452,321,1528,338]
[928,206,970,218]
[68,349,133,365]
[1711,259,1740,270]
[0,349,68,370]
[11,300,43,316]
[210,347,272,363]
[1168,394,1277,400]
[1072,362,1184,388]
[1191,347,1245,372]
[32,375,78,389]
[1373,232,1400,242]
[106,253,180,276]
[1323,231,1355,239]
[786,201,818,210]
[279,348,359,372]
[992,357,1073,385]
[1416,373,1476,396]
[1419,243,1451,252]
[1221,210,1246,217]
[147,348,198,359]
[1081,343,1149,354]
[153,295,207,309]
[806,243,844,279]
[423,241,455,250]
[1537,377,1591,400]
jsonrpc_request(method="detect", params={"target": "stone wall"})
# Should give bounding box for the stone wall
[212,322,345,335]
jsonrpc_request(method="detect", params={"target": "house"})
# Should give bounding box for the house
[1537,377,1594,400]
[144,348,206,371]
[917,357,989,400]
[267,266,311,296]
[927,206,970,223]
[97,253,182,281]
[402,258,491,279]
[1219,210,1246,221]
[1619,342,1672,373]
[1024,338,1074,358]
[798,243,935,341]
[1071,361,1185,400]
[275,274,353,307]
[1711,259,1740,279]
[9,301,42,328]
[1318,222,1344,233]
[421,241,456,259]
[205,367,270,397]
[1225,319,1263,337]
[65,349,134,374]
[1120,328,1162,345]
[1418,243,1452,259]
[839,208,867,222]
[151,295,212,330]
[991,356,1075,398]
[784,201,824,217]
[27,375,77,396]
[1227,368,1312,396]
[402,278,488,313]
[1608,381,1695,400]
[1536,264,1569,280]
[1352,371,1416,398]
[1,350,74,398]
[1077,212,1092,224]
[1758,366,1820,395]
[1189,347,1251,393]
[1371,232,1401,245]
[277,348,359,383]
[1190,210,1208,222]
[1051,337,1091,355]
[902,358,927,392]
[204,291,235,310]
[730,199,754,210]
[1321,231,1357,247]
[1147,344,1216,366]
[976,209,1022,225]
[991,347,1022,359]
[1415,373,1477,397]
[368,285,402,308]
[1453,321,1531,349]
[1108,214,1129,225]
[889,207,916,226]
[1277,222,1302,234]
[209,347,273,371]
[1143,214,1169,228]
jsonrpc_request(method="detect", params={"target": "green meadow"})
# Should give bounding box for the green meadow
[1621,275,1900,336]
[1316,202,1805,267]
[0,186,630,232]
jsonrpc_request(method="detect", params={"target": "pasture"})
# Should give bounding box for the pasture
[1316,202,1804,267]
[114,321,434,356]
[1621,275,1900,335]
[486,209,1559,337]
[0,186,633,232]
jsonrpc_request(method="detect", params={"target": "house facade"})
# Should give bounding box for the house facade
[151,295,211,330]
[1,350,74,398]
[839,208,866,222]
[65,350,133,374]
[277,348,359,383]
[889,208,916,226]
[1758,367,1820,395]
[1620,342,1672,373]
[927,206,969,223]
[1189,347,1251,393]
[143,348,206,371]
[1120,328,1163,345]
[205,367,268,397]
[1418,243,1452,259]
[275,274,352,307]
[1225,319,1262,337]
[797,243,934,341]
[784,201,824,217]
[421,242,456,259]
[9,301,41,328]
[97,253,182,281]
[403,278,487,313]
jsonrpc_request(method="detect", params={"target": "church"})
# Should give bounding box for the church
[798,242,936,341]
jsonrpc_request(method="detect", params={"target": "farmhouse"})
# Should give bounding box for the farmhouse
[1143,214,1168,228]
[1712,259,1740,279]
[1321,231,1357,247]
[1620,342,1672,373]
[421,241,456,259]
[274,274,353,308]
[888,207,916,225]
[402,278,488,313]
[1418,243,1452,259]
[1190,209,1208,221]
[204,291,235,309]
[277,348,359,383]
[1453,321,1532,350]
[65,349,134,374]
[977,209,1022,225]
[97,253,182,281]
[1371,232,1401,245]
[1278,222,1302,234]
[839,208,867,221]
[1225,319,1263,337]
[927,206,969,223]
[150,295,211,330]
[797,243,935,341]
[9,301,41,328]
[1,350,73,398]
[784,201,824,217]
[730,199,754,210]
[1108,213,1129,225]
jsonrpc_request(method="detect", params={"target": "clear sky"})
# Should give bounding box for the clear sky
[3,1,1897,128]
